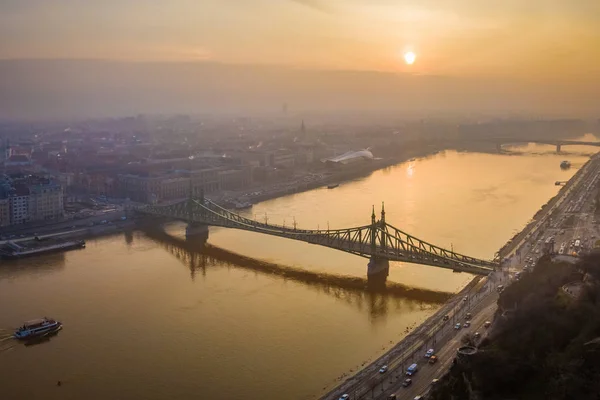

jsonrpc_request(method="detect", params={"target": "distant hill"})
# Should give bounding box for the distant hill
[0,59,599,120]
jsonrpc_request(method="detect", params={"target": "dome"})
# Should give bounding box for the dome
[323,150,374,164]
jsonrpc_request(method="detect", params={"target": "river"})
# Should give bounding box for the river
[0,139,597,400]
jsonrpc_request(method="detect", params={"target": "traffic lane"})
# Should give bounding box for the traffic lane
[380,294,499,399]
[364,299,476,399]
[336,280,502,400]
[327,295,469,400]
[391,301,497,400]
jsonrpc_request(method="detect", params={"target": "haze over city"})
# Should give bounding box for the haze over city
[1,0,600,118]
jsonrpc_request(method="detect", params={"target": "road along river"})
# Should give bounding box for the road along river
[0,143,596,400]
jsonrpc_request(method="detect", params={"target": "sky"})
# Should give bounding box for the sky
[1,0,600,79]
[1,0,600,119]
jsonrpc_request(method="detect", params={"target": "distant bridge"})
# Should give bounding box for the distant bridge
[136,196,497,276]
[489,138,600,152]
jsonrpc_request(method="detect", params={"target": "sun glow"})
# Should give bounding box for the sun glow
[403,51,416,65]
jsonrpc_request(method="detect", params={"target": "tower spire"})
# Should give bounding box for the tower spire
[381,202,386,224]
[371,205,376,225]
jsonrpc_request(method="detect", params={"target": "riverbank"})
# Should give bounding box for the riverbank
[219,147,444,207]
[498,153,599,260]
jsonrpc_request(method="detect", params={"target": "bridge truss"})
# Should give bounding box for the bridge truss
[137,197,497,275]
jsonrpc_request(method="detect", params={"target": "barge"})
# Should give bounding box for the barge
[1,239,85,259]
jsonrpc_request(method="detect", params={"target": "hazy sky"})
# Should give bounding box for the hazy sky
[2,0,599,79]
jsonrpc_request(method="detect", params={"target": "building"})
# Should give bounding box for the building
[0,175,65,225]
[218,168,252,191]
[118,167,223,203]
[118,174,164,203]
[9,185,29,225]
[28,180,64,221]
[270,150,296,169]
[0,197,9,227]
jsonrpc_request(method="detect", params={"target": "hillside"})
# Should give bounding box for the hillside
[430,253,600,400]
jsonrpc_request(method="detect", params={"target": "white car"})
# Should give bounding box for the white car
[379,365,388,374]
[425,349,434,358]
[455,323,462,330]
[339,395,350,400]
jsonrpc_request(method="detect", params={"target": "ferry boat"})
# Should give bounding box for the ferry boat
[327,183,339,189]
[14,317,62,340]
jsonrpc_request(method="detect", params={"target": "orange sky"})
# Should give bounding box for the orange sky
[1,0,599,81]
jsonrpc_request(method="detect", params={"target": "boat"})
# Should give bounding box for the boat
[560,160,571,169]
[234,201,252,210]
[14,317,62,340]
[0,239,85,260]
[327,183,339,189]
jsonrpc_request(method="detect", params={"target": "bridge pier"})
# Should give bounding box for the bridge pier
[556,144,561,153]
[367,257,389,282]
[186,222,209,240]
[496,143,503,153]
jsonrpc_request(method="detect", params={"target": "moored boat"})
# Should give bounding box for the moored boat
[234,201,252,210]
[327,183,339,189]
[14,317,62,340]
[0,239,85,259]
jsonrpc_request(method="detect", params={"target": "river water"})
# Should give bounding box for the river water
[0,139,597,400]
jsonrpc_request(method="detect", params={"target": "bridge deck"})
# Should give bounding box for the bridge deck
[137,198,497,275]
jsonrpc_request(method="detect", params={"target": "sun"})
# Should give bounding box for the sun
[403,51,416,65]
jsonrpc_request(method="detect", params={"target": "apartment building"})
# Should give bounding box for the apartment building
[28,180,64,221]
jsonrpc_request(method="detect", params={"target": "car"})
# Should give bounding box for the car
[425,349,434,358]
[443,315,449,321]
[484,321,491,328]
[455,323,461,330]
[464,321,471,328]
[402,378,412,387]
[414,396,424,400]
[463,296,468,302]
[388,395,397,400]
[429,355,438,364]
[465,313,472,320]
[432,378,440,385]
[379,365,388,374]
[474,332,481,339]
[338,395,350,400]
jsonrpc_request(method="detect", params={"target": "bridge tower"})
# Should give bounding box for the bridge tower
[556,144,562,153]
[185,178,209,239]
[366,204,389,281]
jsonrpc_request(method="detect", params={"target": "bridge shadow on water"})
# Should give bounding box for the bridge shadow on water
[141,228,452,320]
